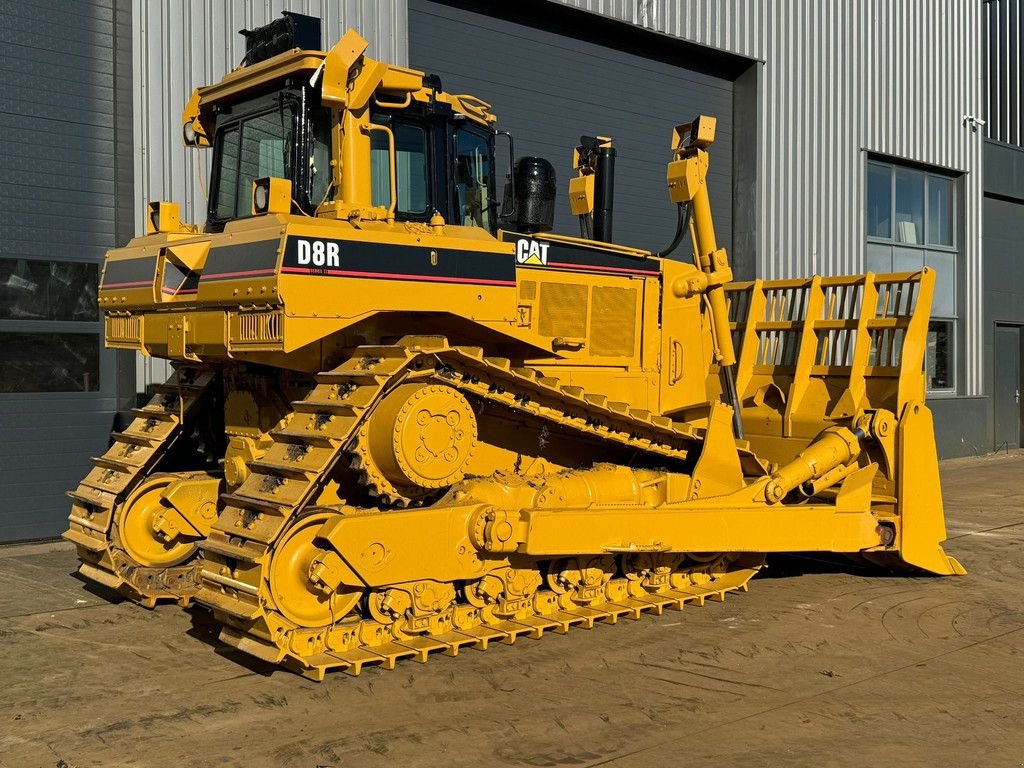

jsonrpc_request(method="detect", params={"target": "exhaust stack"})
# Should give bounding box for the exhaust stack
[569,136,616,243]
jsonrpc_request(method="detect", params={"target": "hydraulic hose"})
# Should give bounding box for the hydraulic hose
[654,203,691,258]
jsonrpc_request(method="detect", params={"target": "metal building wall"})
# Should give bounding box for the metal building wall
[0,0,135,541]
[555,0,986,396]
[131,0,408,390]
[985,0,1023,146]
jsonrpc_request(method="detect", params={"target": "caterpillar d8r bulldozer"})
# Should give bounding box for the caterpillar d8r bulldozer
[65,14,963,679]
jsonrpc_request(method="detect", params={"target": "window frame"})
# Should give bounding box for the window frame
[450,122,498,233]
[0,249,109,396]
[306,106,335,211]
[369,110,433,221]
[207,91,302,227]
[866,161,958,251]
[864,158,961,395]
[925,318,957,393]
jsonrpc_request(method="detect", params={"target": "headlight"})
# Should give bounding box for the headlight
[253,181,270,213]
[183,122,197,146]
[147,201,181,234]
[252,177,291,215]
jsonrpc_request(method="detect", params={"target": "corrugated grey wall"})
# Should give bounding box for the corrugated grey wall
[553,0,985,395]
[132,0,408,391]
[985,0,1023,146]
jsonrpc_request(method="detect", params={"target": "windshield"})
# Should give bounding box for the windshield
[211,103,295,221]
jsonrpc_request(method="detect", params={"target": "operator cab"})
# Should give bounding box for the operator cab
[193,12,558,239]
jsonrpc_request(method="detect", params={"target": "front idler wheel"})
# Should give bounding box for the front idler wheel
[268,511,362,629]
[116,475,198,569]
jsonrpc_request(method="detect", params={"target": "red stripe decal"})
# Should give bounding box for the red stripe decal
[280,267,515,286]
[161,287,199,295]
[200,268,278,280]
[546,261,658,275]
[102,279,152,288]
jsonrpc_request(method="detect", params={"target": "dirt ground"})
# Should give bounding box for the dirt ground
[1,453,1023,768]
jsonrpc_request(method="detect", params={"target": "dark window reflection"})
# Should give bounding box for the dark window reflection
[927,320,953,390]
[0,332,100,392]
[866,162,891,238]
[0,259,99,321]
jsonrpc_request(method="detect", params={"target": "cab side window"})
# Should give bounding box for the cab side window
[453,128,493,231]
[370,116,428,216]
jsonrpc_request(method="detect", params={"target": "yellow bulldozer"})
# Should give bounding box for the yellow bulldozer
[65,13,963,679]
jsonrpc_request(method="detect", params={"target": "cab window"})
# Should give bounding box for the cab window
[212,104,295,221]
[309,107,334,207]
[453,128,493,231]
[370,118,428,215]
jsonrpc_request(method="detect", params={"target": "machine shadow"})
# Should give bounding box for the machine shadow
[68,569,128,604]
[757,553,911,580]
[184,605,279,676]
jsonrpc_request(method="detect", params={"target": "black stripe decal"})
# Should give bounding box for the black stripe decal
[200,240,281,282]
[280,236,516,285]
[102,257,157,288]
[501,232,661,276]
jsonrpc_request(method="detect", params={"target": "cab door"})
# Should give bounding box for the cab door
[450,124,496,233]
[368,111,432,222]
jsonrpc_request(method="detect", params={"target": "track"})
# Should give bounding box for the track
[195,336,762,678]
[244,551,759,680]
[64,367,217,606]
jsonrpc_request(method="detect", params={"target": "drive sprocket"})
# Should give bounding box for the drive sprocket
[352,382,478,505]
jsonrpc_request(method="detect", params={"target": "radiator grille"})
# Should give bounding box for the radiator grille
[105,314,141,345]
[538,282,587,339]
[589,286,636,357]
[232,310,282,345]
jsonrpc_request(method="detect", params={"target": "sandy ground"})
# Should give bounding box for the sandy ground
[1,452,1023,768]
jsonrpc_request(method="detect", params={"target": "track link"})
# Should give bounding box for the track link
[232,556,759,680]
[64,366,216,606]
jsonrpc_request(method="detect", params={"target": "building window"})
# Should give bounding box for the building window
[865,159,958,393]
[0,257,101,393]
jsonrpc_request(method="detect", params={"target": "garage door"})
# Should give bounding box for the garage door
[409,0,742,253]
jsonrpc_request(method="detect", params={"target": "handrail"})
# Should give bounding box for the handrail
[374,91,412,109]
[360,122,397,220]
